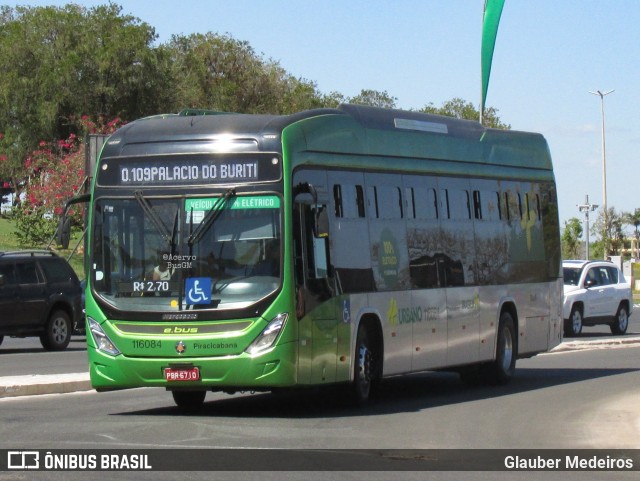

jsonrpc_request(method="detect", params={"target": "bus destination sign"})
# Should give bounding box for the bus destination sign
[97,153,281,187]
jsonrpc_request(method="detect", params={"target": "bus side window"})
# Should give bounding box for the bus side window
[337,184,366,219]
[355,185,366,218]
[517,193,523,219]
[503,192,510,221]
[377,186,402,219]
[440,189,450,219]
[333,185,343,218]
[368,186,379,219]
[405,187,415,219]
[473,190,482,220]
[414,187,439,219]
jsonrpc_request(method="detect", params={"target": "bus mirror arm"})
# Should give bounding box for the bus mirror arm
[50,193,91,249]
[61,193,91,218]
[293,182,318,203]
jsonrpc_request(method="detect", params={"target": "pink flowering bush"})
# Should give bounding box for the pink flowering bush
[14,116,123,246]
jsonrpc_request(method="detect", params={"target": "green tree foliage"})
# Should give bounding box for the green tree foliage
[163,33,324,114]
[348,89,398,109]
[420,97,510,129]
[12,116,122,246]
[0,4,167,184]
[592,207,624,258]
[12,206,57,246]
[622,208,640,257]
[561,217,583,259]
[320,91,347,108]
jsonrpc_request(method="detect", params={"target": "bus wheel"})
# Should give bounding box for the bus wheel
[40,310,72,351]
[483,311,516,385]
[352,324,375,406]
[172,390,206,410]
[610,304,629,335]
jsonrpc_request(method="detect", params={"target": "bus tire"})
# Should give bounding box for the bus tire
[40,310,72,351]
[352,323,376,406]
[482,311,517,385]
[172,390,206,410]
[610,303,629,335]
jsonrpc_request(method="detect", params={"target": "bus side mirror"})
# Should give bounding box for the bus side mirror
[56,217,71,249]
[0,274,5,287]
[54,192,91,250]
[314,208,329,239]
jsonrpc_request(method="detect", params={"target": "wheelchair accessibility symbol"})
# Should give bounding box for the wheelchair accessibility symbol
[185,277,212,305]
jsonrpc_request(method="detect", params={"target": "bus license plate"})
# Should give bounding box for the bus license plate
[164,367,200,382]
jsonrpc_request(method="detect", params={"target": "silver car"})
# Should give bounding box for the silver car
[562,260,632,336]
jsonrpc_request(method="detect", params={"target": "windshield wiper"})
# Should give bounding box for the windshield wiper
[134,191,176,247]
[187,188,236,246]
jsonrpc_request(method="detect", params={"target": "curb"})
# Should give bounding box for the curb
[550,335,640,353]
[0,372,91,398]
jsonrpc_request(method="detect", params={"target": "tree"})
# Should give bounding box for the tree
[13,116,123,246]
[622,208,640,258]
[562,218,583,259]
[348,89,397,109]
[592,207,624,258]
[163,32,324,114]
[420,97,510,129]
[0,4,166,181]
[321,91,347,108]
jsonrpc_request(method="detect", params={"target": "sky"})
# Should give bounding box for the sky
[9,0,640,229]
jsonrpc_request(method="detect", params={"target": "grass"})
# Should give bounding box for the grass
[0,216,19,250]
[0,215,86,279]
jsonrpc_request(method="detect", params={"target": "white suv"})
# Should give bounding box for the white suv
[562,260,632,336]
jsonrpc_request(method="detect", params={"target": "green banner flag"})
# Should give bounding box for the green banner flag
[481,0,505,121]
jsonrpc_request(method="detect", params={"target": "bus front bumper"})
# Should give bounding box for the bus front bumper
[88,342,297,392]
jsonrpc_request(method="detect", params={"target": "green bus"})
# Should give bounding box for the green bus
[77,104,563,408]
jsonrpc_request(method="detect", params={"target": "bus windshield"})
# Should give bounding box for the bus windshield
[91,194,281,313]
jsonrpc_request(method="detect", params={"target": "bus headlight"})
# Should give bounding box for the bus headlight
[245,313,288,356]
[88,317,121,356]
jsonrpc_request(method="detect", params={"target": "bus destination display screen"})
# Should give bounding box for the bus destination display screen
[97,153,281,187]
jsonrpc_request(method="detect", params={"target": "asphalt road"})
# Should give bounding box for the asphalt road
[0,342,638,481]
[0,335,89,377]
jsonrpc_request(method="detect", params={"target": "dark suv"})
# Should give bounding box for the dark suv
[0,250,82,351]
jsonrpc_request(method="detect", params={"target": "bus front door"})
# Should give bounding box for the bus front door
[294,203,338,385]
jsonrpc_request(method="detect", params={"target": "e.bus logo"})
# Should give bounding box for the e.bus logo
[163,327,199,334]
[8,451,40,469]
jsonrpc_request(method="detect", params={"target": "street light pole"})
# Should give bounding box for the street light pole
[578,195,599,260]
[589,89,614,258]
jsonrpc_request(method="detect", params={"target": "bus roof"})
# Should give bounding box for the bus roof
[101,104,553,177]
[285,104,554,178]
